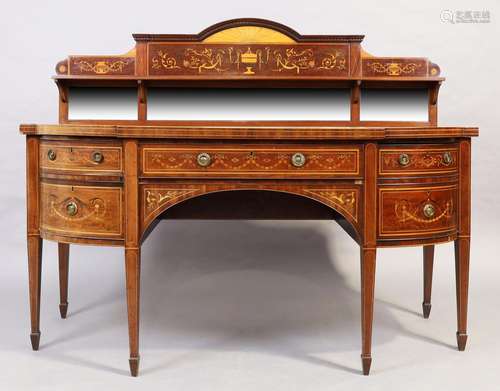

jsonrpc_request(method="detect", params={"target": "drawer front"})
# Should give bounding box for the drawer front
[40,141,122,173]
[40,182,123,239]
[378,185,457,238]
[141,144,362,178]
[379,146,458,176]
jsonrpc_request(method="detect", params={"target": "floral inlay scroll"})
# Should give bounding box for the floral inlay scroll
[363,59,427,77]
[72,58,134,75]
[144,189,199,220]
[303,189,358,221]
[151,50,180,70]
[274,48,346,74]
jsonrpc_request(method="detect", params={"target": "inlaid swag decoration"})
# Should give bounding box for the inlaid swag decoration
[54,18,441,79]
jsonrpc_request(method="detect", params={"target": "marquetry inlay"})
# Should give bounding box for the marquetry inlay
[303,189,358,221]
[378,185,457,237]
[395,199,453,224]
[69,56,135,75]
[40,183,123,237]
[141,147,360,177]
[379,148,458,175]
[148,44,349,76]
[141,184,360,236]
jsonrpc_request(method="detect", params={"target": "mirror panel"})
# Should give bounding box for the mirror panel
[148,88,351,121]
[360,89,429,122]
[68,87,137,120]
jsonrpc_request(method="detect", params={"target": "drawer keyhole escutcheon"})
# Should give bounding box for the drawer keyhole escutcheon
[91,150,104,164]
[398,153,410,166]
[443,152,453,165]
[197,152,212,167]
[66,201,78,216]
[423,203,436,219]
[47,149,57,161]
[291,152,306,167]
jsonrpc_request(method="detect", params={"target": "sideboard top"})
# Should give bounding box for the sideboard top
[54,18,442,83]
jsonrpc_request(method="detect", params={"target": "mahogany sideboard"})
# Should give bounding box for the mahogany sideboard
[20,18,478,376]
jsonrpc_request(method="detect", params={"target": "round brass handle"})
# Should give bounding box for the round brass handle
[443,152,453,165]
[291,152,306,167]
[423,203,436,219]
[91,150,104,164]
[66,201,78,216]
[398,153,410,166]
[47,149,57,161]
[197,152,212,167]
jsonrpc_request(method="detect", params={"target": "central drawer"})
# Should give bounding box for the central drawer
[140,144,362,179]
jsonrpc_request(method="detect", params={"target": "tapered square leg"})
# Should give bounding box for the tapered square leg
[28,235,43,350]
[129,356,140,377]
[422,245,434,319]
[455,237,470,351]
[125,247,141,376]
[58,243,70,319]
[360,247,376,375]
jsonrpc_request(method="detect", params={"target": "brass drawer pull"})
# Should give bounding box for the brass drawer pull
[423,203,435,219]
[197,152,212,167]
[443,152,453,165]
[47,149,57,161]
[66,201,78,216]
[398,153,410,166]
[91,150,104,164]
[291,152,306,167]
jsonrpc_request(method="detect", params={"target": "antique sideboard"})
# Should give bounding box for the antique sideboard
[20,19,478,376]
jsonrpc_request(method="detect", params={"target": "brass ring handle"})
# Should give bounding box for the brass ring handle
[398,153,410,166]
[423,203,435,219]
[47,149,57,161]
[66,201,78,216]
[442,152,453,165]
[291,152,306,167]
[197,152,212,167]
[91,150,104,164]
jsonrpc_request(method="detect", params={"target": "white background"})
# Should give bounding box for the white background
[1,0,499,390]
